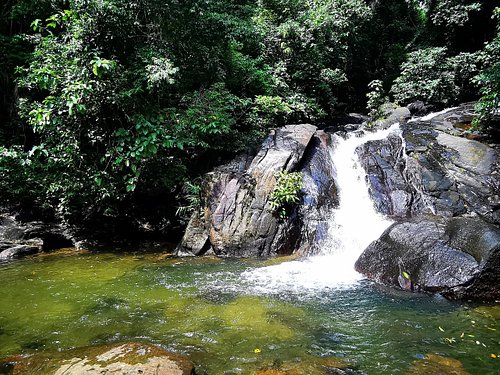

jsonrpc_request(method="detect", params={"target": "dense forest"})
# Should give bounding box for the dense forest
[0,0,498,237]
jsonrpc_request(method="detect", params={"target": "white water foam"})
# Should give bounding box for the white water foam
[241,124,400,295]
[408,107,458,123]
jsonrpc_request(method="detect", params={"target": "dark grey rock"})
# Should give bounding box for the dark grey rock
[407,101,441,117]
[355,105,500,299]
[357,108,500,224]
[297,130,338,254]
[370,105,411,129]
[357,133,413,217]
[355,216,500,299]
[0,241,42,260]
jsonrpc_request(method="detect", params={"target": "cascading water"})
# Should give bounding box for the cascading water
[241,124,400,294]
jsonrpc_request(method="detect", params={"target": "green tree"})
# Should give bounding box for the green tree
[390,47,479,105]
[473,7,500,129]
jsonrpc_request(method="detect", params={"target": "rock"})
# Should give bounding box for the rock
[370,104,411,129]
[406,354,469,375]
[357,106,500,224]
[407,101,442,117]
[178,124,317,257]
[355,104,500,300]
[0,213,74,261]
[355,216,500,299]
[255,355,361,375]
[1,342,195,375]
[0,241,43,260]
[357,133,413,217]
[297,130,339,254]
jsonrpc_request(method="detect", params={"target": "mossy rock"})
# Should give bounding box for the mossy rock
[0,342,195,375]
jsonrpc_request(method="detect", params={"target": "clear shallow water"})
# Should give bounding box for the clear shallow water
[0,252,498,374]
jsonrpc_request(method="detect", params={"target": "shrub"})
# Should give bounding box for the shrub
[366,80,387,119]
[269,170,303,219]
[391,47,479,105]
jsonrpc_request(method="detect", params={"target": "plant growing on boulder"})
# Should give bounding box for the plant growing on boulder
[269,170,303,219]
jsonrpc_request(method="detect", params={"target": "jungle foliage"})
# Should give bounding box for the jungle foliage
[0,0,498,229]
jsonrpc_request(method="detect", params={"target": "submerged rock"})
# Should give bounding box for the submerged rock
[406,353,469,375]
[255,355,361,375]
[178,124,321,257]
[1,342,195,375]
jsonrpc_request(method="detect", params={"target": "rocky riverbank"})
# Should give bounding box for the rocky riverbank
[0,213,73,261]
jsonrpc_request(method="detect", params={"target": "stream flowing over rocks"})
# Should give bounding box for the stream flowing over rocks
[178,103,500,300]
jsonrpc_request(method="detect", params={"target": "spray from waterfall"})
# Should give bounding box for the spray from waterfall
[241,124,400,294]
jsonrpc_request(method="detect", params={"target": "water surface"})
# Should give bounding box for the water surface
[0,251,498,374]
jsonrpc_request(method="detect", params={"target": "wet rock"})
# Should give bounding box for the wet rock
[0,241,43,260]
[1,342,195,375]
[355,104,500,300]
[178,124,317,257]
[355,216,500,299]
[297,130,339,254]
[370,104,411,129]
[357,133,413,217]
[256,355,361,375]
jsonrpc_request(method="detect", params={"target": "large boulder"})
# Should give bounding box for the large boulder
[297,130,339,255]
[357,105,500,223]
[355,104,500,300]
[355,216,500,300]
[177,124,318,257]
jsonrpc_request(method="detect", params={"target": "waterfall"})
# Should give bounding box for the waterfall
[241,124,400,294]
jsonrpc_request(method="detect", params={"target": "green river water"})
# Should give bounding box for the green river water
[0,250,498,374]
